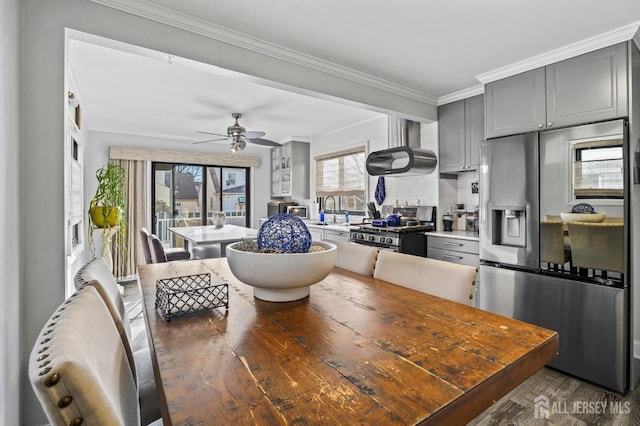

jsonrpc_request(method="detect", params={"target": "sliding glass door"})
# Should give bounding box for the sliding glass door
[152,163,250,247]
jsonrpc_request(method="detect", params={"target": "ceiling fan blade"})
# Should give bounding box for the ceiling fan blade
[242,130,266,139]
[247,137,281,147]
[193,137,229,145]
[196,130,228,137]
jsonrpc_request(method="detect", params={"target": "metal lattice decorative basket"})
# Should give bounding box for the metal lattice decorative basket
[257,213,312,253]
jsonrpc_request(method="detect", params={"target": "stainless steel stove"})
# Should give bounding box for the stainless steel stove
[349,206,436,256]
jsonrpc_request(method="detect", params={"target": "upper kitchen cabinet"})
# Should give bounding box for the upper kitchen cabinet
[271,140,310,198]
[485,43,628,139]
[438,94,484,174]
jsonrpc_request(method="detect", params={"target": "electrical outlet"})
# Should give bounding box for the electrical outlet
[471,181,479,194]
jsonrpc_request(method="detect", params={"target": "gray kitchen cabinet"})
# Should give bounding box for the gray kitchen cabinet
[271,140,310,198]
[465,95,484,170]
[438,94,484,174]
[427,235,479,267]
[485,68,546,138]
[485,43,628,138]
[546,43,628,128]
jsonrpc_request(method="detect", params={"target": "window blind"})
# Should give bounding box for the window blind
[315,147,365,197]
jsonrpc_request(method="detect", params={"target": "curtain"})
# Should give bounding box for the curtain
[111,159,146,279]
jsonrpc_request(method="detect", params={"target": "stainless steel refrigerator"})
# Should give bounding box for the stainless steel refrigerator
[478,120,629,393]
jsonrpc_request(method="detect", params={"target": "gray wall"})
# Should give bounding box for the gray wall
[1,0,21,424]
[17,1,435,423]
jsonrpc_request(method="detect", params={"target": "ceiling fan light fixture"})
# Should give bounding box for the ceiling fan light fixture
[195,112,280,148]
[231,139,246,152]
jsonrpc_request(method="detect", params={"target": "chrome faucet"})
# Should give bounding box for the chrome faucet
[324,195,337,223]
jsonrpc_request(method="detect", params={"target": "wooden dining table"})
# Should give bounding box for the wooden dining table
[138,258,558,425]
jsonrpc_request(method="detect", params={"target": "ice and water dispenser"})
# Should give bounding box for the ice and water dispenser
[491,208,526,247]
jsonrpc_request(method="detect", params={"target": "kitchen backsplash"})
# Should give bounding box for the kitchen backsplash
[310,117,477,216]
[457,171,480,207]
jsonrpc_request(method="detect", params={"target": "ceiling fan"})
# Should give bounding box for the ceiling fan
[194,113,281,152]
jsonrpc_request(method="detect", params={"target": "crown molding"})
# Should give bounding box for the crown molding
[476,21,640,84]
[437,84,485,106]
[89,0,437,105]
[89,127,204,142]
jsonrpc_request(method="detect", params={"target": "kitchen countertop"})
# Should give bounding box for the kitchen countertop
[428,230,479,241]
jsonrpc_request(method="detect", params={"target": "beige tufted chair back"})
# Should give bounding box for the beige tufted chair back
[374,250,477,305]
[73,257,160,424]
[323,239,379,276]
[29,286,140,425]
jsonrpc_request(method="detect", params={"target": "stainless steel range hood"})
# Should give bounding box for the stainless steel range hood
[366,116,437,176]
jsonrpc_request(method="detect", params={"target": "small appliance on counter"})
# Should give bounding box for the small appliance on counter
[267,201,296,217]
[442,213,453,231]
[465,206,479,232]
[286,205,309,220]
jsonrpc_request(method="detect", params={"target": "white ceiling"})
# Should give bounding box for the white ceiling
[70,0,640,149]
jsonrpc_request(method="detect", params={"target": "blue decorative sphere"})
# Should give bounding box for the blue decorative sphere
[571,203,595,214]
[258,213,312,253]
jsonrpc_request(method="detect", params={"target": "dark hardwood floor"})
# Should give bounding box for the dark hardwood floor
[121,280,640,425]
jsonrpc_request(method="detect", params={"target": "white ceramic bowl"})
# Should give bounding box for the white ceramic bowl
[560,212,606,223]
[226,241,337,302]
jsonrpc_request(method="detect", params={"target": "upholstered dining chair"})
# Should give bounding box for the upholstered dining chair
[323,239,379,276]
[139,227,153,264]
[29,285,144,425]
[567,221,624,276]
[373,250,477,305]
[540,220,570,271]
[148,232,191,263]
[74,257,160,425]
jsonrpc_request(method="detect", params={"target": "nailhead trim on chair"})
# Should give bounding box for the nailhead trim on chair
[29,286,141,425]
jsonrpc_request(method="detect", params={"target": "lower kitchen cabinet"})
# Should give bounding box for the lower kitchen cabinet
[323,228,350,243]
[305,224,352,243]
[427,234,479,267]
[308,228,324,241]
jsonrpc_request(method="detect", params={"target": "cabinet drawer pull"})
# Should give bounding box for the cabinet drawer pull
[443,242,463,247]
[443,254,463,260]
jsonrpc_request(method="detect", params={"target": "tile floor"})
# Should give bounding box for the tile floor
[121,280,640,425]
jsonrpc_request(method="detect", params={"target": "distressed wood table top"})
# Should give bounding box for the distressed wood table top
[138,259,558,425]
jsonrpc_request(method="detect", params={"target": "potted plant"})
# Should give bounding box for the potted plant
[88,163,127,258]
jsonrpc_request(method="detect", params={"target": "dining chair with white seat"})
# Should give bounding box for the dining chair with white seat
[373,250,477,305]
[74,257,160,425]
[29,285,160,425]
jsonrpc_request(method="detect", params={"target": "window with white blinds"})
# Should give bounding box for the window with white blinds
[315,147,366,210]
[573,138,623,199]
